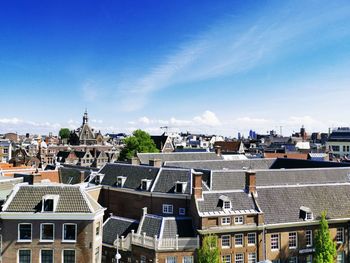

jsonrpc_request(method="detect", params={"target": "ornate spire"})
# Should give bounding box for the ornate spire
[83,109,88,125]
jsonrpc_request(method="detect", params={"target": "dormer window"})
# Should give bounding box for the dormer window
[219,195,232,210]
[141,179,152,191]
[175,181,187,193]
[42,195,59,212]
[116,176,126,187]
[223,201,231,210]
[300,206,313,221]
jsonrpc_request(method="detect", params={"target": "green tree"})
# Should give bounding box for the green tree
[59,128,70,139]
[314,211,337,263]
[198,235,220,263]
[118,129,159,161]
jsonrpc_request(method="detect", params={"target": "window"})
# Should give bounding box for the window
[166,256,177,263]
[235,234,243,247]
[63,224,77,242]
[18,224,32,241]
[223,201,231,209]
[289,232,297,249]
[18,249,31,263]
[221,235,231,248]
[140,256,146,263]
[248,233,256,246]
[175,182,187,193]
[234,216,243,224]
[306,255,312,263]
[235,253,244,263]
[40,224,54,242]
[306,212,313,220]
[163,204,173,214]
[221,217,231,225]
[183,256,193,263]
[289,257,297,263]
[63,250,75,263]
[337,252,344,263]
[332,145,340,152]
[141,179,151,191]
[305,230,312,247]
[271,234,279,250]
[41,250,53,263]
[347,146,350,152]
[222,255,231,263]
[96,222,100,236]
[43,199,54,211]
[248,253,256,263]
[343,146,346,152]
[116,176,126,187]
[179,208,186,216]
[336,228,344,243]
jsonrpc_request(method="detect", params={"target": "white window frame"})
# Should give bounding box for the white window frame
[271,233,280,250]
[18,249,32,263]
[305,230,312,247]
[40,249,54,263]
[221,235,231,248]
[235,253,244,263]
[40,223,55,242]
[248,252,256,263]
[234,216,243,225]
[235,233,243,247]
[248,232,256,246]
[162,204,174,214]
[222,255,231,263]
[182,256,193,263]
[179,208,186,216]
[305,212,313,220]
[62,223,77,243]
[223,201,231,210]
[336,228,344,244]
[18,223,32,242]
[166,256,177,263]
[62,249,76,263]
[221,217,231,225]
[288,232,297,249]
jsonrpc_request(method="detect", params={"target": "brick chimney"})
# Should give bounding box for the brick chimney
[129,157,140,166]
[149,159,162,167]
[245,170,256,196]
[214,145,222,156]
[80,171,85,183]
[192,171,203,199]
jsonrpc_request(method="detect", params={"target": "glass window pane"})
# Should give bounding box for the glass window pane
[18,250,31,263]
[63,250,75,263]
[41,250,53,263]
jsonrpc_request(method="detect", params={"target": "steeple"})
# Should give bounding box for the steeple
[83,109,88,125]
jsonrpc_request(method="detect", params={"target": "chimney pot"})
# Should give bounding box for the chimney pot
[149,159,162,167]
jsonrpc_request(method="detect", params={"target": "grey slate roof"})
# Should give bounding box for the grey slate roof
[162,218,195,238]
[4,185,93,213]
[197,191,257,213]
[99,163,160,190]
[103,216,139,245]
[256,184,350,224]
[139,215,163,237]
[59,166,92,184]
[210,167,350,191]
[152,168,191,194]
[165,159,275,171]
[138,152,222,165]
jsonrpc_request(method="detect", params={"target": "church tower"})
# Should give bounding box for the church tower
[83,109,89,125]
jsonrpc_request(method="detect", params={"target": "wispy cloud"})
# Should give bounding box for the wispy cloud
[118,2,350,111]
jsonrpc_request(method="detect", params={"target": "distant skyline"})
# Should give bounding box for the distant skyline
[1,1,350,136]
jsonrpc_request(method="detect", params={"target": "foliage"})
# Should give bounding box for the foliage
[314,211,337,263]
[198,235,220,263]
[59,128,70,139]
[118,129,159,161]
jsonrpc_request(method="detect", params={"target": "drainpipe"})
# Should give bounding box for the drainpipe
[263,225,266,260]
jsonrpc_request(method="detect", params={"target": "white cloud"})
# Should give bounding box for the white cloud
[193,111,221,126]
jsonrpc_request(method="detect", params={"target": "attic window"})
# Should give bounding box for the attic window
[175,182,187,193]
[219,195,232,210]
[141,179,152,191]
[42,195,59,212]
[300,206,313,221]
[116,176,126,187]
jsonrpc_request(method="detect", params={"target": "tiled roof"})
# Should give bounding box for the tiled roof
[197,191,257,214]
[4,185,93,213]
[137,152,222,165]
[59,167,90,184]
[152,168,191,194]
[214,141,242,152]
[99,163,160,190]
[256,184,350,224]
[270,158,350,169]
[162,218,195,238]
[165,159,275,171]
[139,215,162,237]
[103,216,139,245]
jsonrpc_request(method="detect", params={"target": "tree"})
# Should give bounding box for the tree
[118,129,159,161]
[314,211,337,263]
[198,235,220,263]
[59,128,70,139]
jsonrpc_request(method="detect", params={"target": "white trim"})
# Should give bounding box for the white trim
[306,230,313,247]
[234,233,243,247]
[288,232,297,249]
[221,234,231,248]
[150,167,163,192]
[221,217,231,226]
[247,232,256,246]
[3,183,21,211]
[162,204,174,214]
[18,223,32,242]
[62,223,77,243]
[234,216,244,225]
[40,223,55,242]
[62,249,76,263]
[17,249,32,263]
[40,249,54,263]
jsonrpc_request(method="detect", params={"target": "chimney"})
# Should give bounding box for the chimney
[129,157,140,166]
[149,159,162,167]
[214,145,222,156]
[80,171,85,183]
[245,170,256,196]
[142,207,148,216]
[192,171,203,199]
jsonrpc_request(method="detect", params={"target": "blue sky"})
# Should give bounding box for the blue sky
[1,0,350,136]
